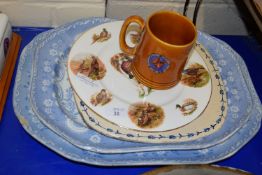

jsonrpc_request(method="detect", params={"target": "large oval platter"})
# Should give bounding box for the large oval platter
[14,27,262,165]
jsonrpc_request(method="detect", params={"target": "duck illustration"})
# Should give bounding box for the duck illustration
[176,99,198,116]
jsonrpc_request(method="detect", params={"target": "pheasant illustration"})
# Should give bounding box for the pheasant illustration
[92,28,111,44]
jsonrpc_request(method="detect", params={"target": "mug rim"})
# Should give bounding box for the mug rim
[146,10,197,48]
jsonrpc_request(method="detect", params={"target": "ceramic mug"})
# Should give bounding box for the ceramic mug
[119,10,197,90]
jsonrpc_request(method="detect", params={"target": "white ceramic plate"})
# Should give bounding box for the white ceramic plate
[73,42,227,143]
[68,21,213,132]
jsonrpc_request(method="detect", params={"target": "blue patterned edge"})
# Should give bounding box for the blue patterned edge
[13,21,262,166]
[28,18,256,153]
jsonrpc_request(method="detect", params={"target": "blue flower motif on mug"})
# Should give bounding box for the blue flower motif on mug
[147,54,170,73]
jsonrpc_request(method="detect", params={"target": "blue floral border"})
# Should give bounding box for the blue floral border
[12,18,262,165]
[27,18,256,152]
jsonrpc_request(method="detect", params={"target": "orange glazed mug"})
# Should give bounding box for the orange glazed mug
[119,10,197,90]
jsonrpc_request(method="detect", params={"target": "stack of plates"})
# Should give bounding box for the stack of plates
[13,18,262,166]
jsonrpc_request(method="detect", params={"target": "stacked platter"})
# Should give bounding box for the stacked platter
[13,17,262,165]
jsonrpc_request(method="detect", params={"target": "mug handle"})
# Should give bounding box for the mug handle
[119,16,145,55]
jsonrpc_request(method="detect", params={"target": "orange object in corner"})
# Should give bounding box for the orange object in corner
[0,33,21,121]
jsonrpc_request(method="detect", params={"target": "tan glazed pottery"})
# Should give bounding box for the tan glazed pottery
[119,11,197,89]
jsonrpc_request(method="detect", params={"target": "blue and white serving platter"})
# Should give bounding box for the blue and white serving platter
[13,26,262,165]
[26,18,259,152]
